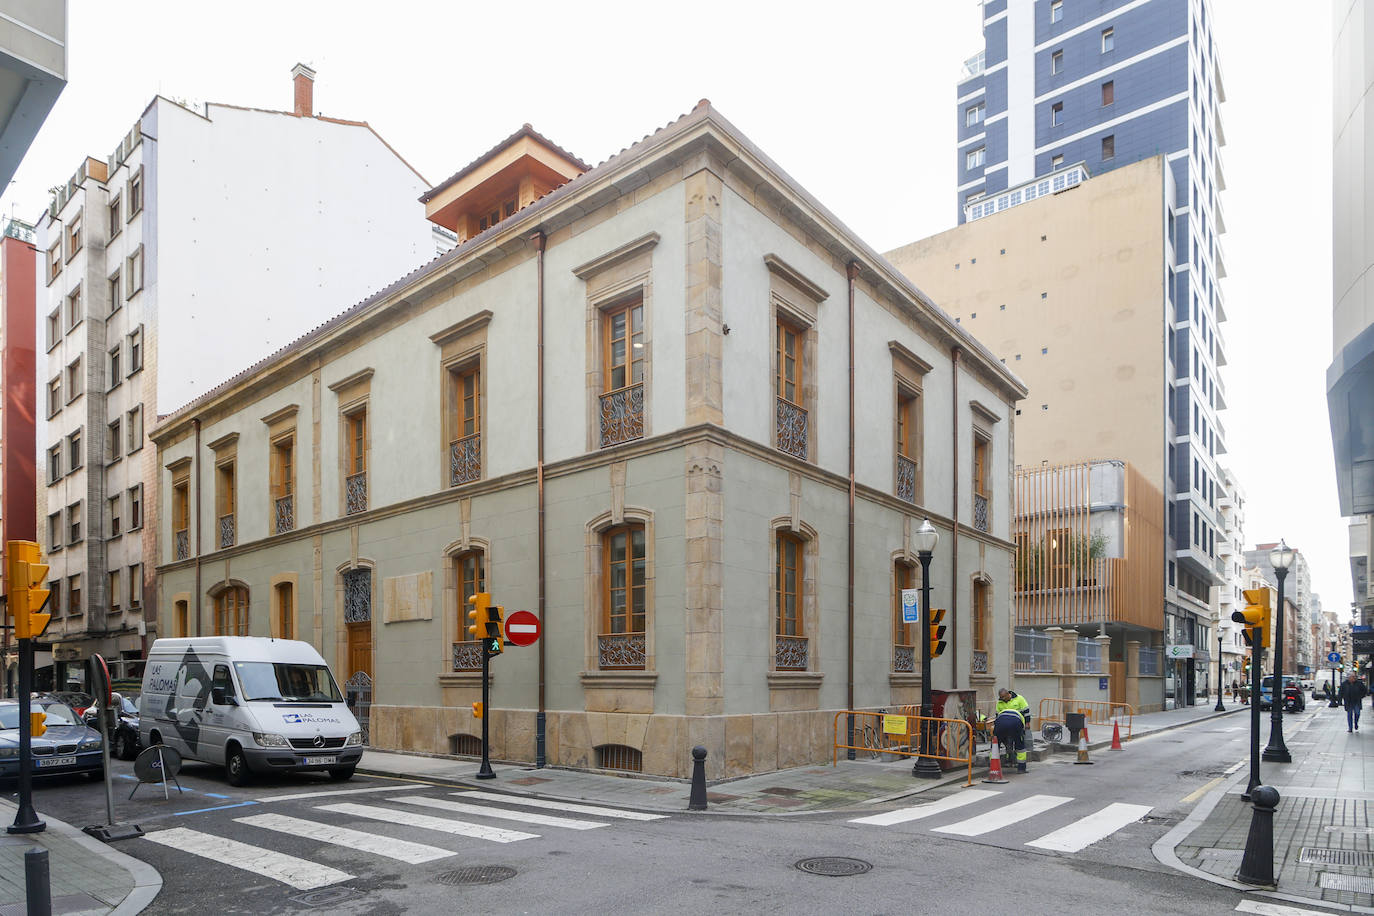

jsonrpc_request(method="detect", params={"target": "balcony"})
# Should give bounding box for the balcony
[775,634,809,671]
[599,384,643,448]
[893,644,915,673]
[174,528,189,561]
[450,434,481,486]
[776,398,808,461]
[965,164,1089,223]
[896,455,917,504]
[598,633,646,669]
[451,640,484,671]
[346,472,367,515]
[218,514,234,549]
[275,494,294,534]
[973,492,989,532]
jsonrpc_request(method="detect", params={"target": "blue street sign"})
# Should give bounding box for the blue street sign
[900,589,919,624]
[1328,652,1342,664]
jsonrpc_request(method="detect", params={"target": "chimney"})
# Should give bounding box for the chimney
[292,63,316,117]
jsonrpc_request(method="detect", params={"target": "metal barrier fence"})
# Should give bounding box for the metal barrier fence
[1075,638,1104,674]
[1036,697,1134,741]
[1138,646,1161,676]
[1014,629,1053,673]
[832,711,974,787]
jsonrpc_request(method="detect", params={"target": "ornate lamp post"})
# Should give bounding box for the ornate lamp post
[912,518,943,779]
[1262,541,1294,763]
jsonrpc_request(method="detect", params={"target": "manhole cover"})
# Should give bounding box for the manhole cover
[795,857,872,877]
[1299,848,1374,867]
[437,866,517,886]
[1321,873,1374,894]
[289,887,362,908]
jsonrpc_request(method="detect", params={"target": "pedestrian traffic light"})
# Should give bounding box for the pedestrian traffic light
[485,605,504,656]
[30,711,45,738]
[1234,590,1270,648]
[471,701,483,719]
[467,592,492,642]
[6,540,51,640]
[929,608,947,658]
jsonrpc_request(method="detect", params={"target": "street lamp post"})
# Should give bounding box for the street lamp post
[1214,631,1225,712]
[912,519,943,779]
[1262,541,1294,764]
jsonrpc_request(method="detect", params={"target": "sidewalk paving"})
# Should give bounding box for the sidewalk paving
[1160,701,1374,915]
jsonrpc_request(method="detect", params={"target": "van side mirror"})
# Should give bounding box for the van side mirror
[211,687,237,707]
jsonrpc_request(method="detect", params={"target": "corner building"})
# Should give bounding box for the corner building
[151,103,1025,779]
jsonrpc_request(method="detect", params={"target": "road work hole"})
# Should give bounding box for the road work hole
[1299,848,1374,867]
[290,887,363,908]
[437,865,517,886]
[795,857,872,877]
[1320,873,1374,893]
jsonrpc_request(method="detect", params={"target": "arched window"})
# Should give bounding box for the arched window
[775,531,806,669]
[894,561,916,672]
[600,524,646,668]
[214,586,248,636]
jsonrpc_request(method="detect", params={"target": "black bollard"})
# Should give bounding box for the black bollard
[1236,785,1280,887]
[687,746,708,811]
[25,847,51,916]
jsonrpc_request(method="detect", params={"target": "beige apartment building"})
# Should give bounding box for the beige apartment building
[149,103,1026,779]
[887,156,1223,710]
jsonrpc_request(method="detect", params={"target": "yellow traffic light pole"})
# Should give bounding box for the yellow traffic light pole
[6,540,52,835]
[465,593,505,780]
[1233,589,1270,802]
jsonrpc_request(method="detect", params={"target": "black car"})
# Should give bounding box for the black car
[82,693,141,760]
[0,698,104,781]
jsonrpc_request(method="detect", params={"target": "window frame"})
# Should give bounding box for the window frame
[128,325,144,372]
[1050,0,1063,23]
[67,501,82,545]
[965,102,985,127]
[108,269,123,316]
[128,484,143,531]
[214,586,249,637]
[66,283,83,330]
[775,531,803,639]
[966,145,986,170]
[1101,80,1114,106]
[68,428,82,472]
[65,356,83,404]
[128,564,142,610]
[601,523,647,642]
[108,569,121,613]
[1102,134,1116,159]
[47,376,62,419]
[46,240,62,284]
[65,210,82,262]
[45,308,60,351]
[68,574,81,616]
[47,512,62,552]
[107,345,121,391]
[1101,26,1114,53]
[107,418,122,464]
[894,560,916,655]
[108,194,122,239]
[1051,101,1064,127]
[126,405,143,454]
[1051,49,1063,74]
[127,167,143,219]
[125,248,144,298]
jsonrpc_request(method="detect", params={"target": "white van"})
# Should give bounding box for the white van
[140,637,363,786]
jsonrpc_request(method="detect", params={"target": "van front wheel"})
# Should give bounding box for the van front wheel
[226,748,251,787]
[328,765,355,781]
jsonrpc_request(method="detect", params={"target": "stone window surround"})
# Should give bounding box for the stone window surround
[170,592,191,638]
[430,311,490,490]
[766,255,826,463]
[332,557,378,694]
[581,506,657,690]
[207,578,251,637]
[970,572,995,684]
[437,533,492,689]
[208,432,239,549]
[890,341,933,505]
[270,572,300,640]
[329,369,373,516]
[262,403,300,529]
[891,552,917,661]
[970,399,1000,530]
[767,514,820,685]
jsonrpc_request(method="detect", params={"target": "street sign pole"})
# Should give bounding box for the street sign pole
[1243,641,1263,802]
[8,638,43,834]
[476,641,495,780]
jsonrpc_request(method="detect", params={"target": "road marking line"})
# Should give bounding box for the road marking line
[932,794,1073,837]
[1181,777,1224,804]
[453,791,668,820]
[848,789,1001,826]
[1236,900,1348,916]
[173,801,259,816]
[236,813,454,864]
[395,796,606,830]
[1223,760,1246,776]
[256,785,417,803]
[1025,803,1154,852]
[316,802,536,843]
[142,827,352,890]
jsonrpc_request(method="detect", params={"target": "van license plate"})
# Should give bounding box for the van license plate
[302,756,337,766]
[37,756,76,768]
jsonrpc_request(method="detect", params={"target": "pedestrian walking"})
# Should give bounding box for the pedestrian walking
[1337,672,1368,732]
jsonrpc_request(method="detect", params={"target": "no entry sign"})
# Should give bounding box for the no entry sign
[504,610,540,647]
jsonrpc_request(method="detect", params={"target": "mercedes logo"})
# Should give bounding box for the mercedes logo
[312,734,325,748]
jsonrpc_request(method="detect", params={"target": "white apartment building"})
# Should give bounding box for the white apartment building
[33,66,442,686]
[1215,466,1246,685]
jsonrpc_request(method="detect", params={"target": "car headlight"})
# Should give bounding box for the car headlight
[0,747,18,758]
[253,732,290,748]
[345,731,362,747]
[78,738,102,751]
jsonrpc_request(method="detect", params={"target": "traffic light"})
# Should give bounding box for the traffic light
[1234,589,1270,649]
[6,540,51,640]
[929,608,948,658]
[471,701,483,719]
[466,592,491,642]
[30,711,45,738]
[486,605,504,656]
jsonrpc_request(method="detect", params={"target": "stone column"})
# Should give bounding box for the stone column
[684,442,724,719]
[1095,634,1112,699]
[1047,627,1076,702]
[1125,639,1141,711]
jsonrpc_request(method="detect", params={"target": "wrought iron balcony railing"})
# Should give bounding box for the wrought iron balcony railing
[896,454,918,504]
[600,383,644,448]
[775,634,809,670]
[776,397,808,460]
[972,649,989,674]
[452,641,484,671]
[598,633,646,669]
[973,492,989,532]
[450,434,481,486]
[893,644,915,673]
[174,528,189,561]
[275,494,294,534]
[218,514,235,549]
[346,472,367,515]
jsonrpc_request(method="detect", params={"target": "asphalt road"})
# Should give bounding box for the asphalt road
[8,707,1334,916]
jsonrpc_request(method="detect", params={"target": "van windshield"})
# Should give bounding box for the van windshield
[233,662,343,702]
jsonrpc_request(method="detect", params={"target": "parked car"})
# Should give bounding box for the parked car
[0,698,104,781]
[82,693,141,760]
[1258,676,1305,712]
[47,691,94,716]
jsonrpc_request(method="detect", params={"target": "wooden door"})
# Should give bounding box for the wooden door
[345,622,373,743]
[1110,661,1126,706]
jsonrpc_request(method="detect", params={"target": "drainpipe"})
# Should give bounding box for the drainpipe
[846,262,859,737]
[532,231,547,768]
[950,347,961,690]
[193,418,202,638]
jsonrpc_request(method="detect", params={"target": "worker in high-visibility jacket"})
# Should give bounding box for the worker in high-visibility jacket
[995,688,1032,772]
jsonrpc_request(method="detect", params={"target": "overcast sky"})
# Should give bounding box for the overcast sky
[3,1,1349,619]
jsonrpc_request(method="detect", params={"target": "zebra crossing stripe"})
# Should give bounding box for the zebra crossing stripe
[394,795,607,830]
[316,802,537,843]
[256,785,416,803]
[452,791,669,821]
[142,827,353,890]
[848,789,1001,826]
[931,794,1073,837]
[1024,803,1154,852]
[236,812,455,864]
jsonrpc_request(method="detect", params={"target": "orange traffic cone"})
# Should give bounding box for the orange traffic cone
[1110,721,1124,751]
[983,740,1009,784]
[1074,725,1094,765]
